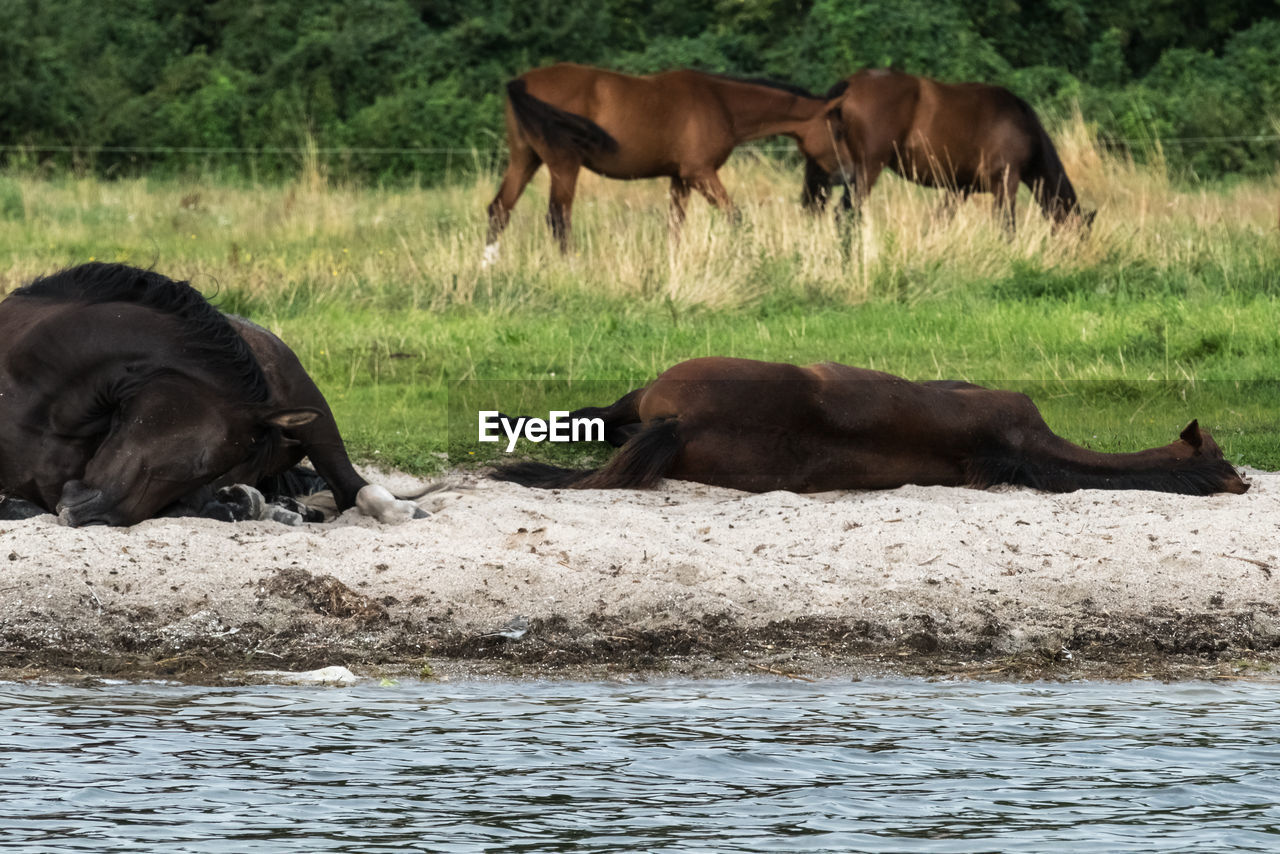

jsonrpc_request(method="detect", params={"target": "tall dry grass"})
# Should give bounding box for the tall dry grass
[1,113,1277,311]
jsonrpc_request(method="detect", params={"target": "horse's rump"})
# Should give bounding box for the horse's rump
[505,78,619,159]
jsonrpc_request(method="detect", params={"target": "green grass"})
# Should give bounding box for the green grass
[271,297,1280,473]
[2,137,1279,473]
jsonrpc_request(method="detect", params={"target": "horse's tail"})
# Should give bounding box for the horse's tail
[491,418,680,490]
[505,79,619,158]
[1017,99,1081,223]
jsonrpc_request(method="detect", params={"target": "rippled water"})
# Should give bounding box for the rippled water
[2,678,1280,852]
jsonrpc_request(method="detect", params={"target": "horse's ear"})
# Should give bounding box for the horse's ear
[262,408,322,429]
[1180,420,1203,449]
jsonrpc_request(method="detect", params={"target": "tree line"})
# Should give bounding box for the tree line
[1,0,1277,182]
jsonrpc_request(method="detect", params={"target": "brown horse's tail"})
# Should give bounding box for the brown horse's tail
[505,79,619,158]
[1018,99,1082,223]
[491,418,680,490]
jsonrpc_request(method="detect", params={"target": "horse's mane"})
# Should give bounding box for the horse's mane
[822,80,849,100]
[710,73,819,100]
[15,262,271,403]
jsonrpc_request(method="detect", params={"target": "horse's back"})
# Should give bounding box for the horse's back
[631,357,1021,491]
[841,70,1038,183]
[519,64,688,124]
[911,78,1037,173]
[514,65,737,176]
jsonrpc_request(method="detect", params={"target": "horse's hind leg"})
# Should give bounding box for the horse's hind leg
[669,177,692,238]
[546,162,581,254]
[568,388,645,447]
[485,143,543,264]
[690,171,738,223]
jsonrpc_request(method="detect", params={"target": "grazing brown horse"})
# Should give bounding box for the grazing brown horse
[485,63,849,256]
[804,69,1092,230]
[492,358,1248,496]
[0,263,427,526]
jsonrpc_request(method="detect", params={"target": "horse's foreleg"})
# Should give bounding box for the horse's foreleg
[0,494,47,520]
[993,168,1019,234]
[934,189,970,224]
[836,162,880,225]
[546,164,580,254]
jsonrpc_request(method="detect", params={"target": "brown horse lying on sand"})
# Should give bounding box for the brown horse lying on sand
[804,69,1093,231]
[492,358,1248,496]
[485,63,849,257]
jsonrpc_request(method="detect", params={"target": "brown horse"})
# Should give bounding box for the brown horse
[484,63,849,257]
[804,69,1092,230]
[492,357,1247,496]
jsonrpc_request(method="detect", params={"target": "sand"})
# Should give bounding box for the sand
[2,467,1278,683]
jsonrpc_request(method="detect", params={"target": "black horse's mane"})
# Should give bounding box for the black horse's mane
[711,73,820,100]
[15,262,271,403]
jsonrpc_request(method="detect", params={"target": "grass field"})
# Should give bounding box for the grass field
[2,117,1279,474]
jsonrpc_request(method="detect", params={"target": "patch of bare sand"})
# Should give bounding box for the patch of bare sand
[2,468,1278,683]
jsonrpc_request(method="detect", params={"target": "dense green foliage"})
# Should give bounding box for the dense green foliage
[2,0,1278,181]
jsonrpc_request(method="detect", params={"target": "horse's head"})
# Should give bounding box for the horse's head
[798,99,852,212]
[1173,420,1250,495]
[56,374,320,526]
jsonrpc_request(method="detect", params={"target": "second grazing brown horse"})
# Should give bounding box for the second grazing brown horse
[804,69,1092,230]
[485,63,849,256]
[492,358,1248,497]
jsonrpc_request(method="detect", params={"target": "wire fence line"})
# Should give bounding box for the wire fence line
[1,133,1278,159]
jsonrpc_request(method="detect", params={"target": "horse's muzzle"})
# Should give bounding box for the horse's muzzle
[55,481,114,527]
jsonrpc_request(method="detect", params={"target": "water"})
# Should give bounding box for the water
[2,678,1279,852]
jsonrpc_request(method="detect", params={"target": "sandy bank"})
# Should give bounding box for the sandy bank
[2,468,1278,683]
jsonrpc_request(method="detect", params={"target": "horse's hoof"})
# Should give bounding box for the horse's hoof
[0,496,50,521]
[481,243,500,269]
[355,484,427,524]
[263,505,305,526]
[216,484,265,521]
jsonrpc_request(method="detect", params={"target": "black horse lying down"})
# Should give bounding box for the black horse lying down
[0,263,426,526]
